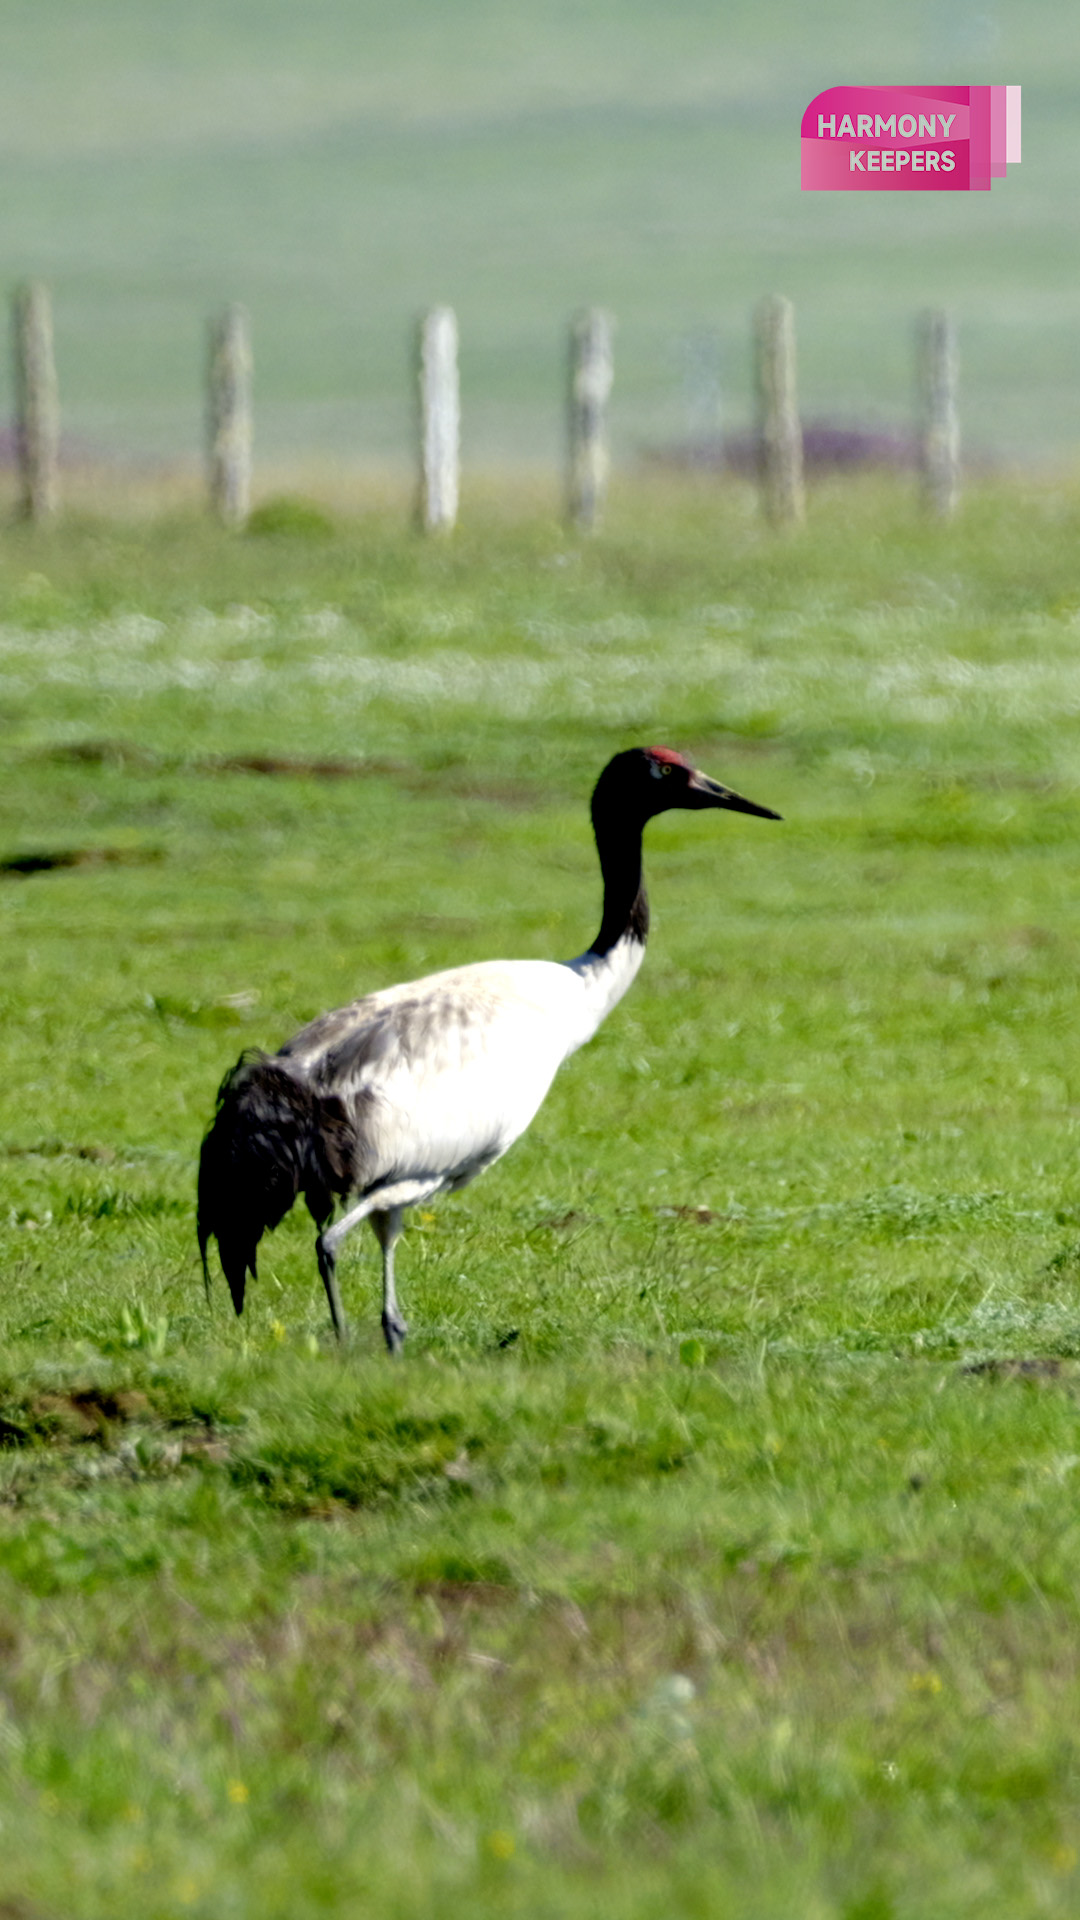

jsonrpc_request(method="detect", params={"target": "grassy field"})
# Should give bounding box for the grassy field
[2,0,1080,466]
[2,473,1080,1915]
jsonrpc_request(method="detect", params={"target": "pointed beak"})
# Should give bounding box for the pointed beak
[687,769,782,820]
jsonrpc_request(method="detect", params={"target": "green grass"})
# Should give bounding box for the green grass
[1,0,1079,465]
[3,474,1080,1915]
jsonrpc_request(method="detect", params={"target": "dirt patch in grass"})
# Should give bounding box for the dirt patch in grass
[0,845,161,877]
[0,1384,233,1465]
[0,1386,151,1446]
[208,750,408,780]
[0,1139,116,1163]
[38,738,539,807]
[961,1357,1073,1383]
[0,1899,55,1920]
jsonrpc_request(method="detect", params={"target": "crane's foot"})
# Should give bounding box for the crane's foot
[381,1308,408,1357]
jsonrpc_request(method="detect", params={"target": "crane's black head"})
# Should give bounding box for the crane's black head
[592,746,781,829]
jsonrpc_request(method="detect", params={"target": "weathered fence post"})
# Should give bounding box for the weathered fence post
[754,294,804,527]
[13,281,59,522]
[206,304,252,528]
[567,307,614,530]
[417,306,459,533]
[917,309,959,520]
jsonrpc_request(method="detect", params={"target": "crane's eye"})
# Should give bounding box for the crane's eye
[659,762,672,775]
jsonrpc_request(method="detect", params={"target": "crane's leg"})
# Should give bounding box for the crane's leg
[316,1192,383,1341]
[317,1179,435,1349]
[315,1232,347,1343]
[370,1207,408,1355]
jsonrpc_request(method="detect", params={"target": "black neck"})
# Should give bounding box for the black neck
[589,814,649,957]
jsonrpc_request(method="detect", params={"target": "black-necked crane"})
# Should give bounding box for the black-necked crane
[197,746,780,1350]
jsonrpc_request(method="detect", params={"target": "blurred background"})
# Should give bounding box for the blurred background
[0,0,1072,477]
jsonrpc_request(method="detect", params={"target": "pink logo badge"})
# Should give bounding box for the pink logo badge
[801,86,1020,191]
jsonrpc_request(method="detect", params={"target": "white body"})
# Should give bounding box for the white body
[286,927,646,1346]
[283,932,644,1208]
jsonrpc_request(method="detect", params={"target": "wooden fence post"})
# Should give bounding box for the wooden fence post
[754,294,804,527]
[207,304,252,528]
[917,309,959,520]
[13,281,59,522]
[567,307,614,530]
[418,306,459,532]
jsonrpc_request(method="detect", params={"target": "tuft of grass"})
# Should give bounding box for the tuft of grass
[245,496,337,541]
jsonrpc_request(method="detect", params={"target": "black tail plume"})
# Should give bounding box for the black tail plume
[197,1051,353,1316]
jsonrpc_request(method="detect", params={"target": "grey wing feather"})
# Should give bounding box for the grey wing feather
[279,993,456,1088]
[277,980,540,1198]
